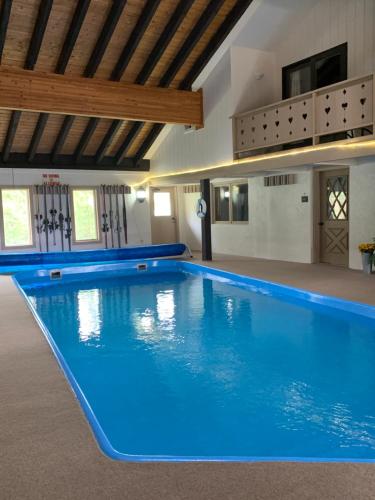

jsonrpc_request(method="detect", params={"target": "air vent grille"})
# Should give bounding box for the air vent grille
[264,174,295,187]
[183,184,200,194]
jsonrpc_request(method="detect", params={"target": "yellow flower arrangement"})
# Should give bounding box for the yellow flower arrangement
[358,243,375,253]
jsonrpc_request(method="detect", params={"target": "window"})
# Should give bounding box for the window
[214,186,230,221]
[153,192,172,216]
[72,188,99,242]
[0,188,33,248]
[282,43,347,99]
[213,183,248,223]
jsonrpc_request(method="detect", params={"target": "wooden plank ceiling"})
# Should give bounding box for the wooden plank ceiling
[0,0,252,171]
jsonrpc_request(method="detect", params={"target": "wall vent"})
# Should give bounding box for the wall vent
[264,174,295,187]
[183,184,200,194]
[50,270,62,280]
[184,125,196,134]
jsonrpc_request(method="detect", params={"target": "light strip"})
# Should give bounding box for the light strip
[132,139,375,187]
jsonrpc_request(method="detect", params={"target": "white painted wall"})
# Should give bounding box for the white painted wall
[230,46,277,114]
[0,168,151,252]
[178,173,313,263]
[349,159,375,269]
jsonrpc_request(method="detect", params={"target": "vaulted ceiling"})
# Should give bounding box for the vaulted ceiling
[0,0,252,171]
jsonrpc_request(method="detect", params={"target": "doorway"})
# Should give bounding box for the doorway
[318,169,349,267]
[150,187,178,244]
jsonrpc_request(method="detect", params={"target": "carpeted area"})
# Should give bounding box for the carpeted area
[1,256,375,500]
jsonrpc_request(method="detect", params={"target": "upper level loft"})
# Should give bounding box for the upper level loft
[231,43,374,161]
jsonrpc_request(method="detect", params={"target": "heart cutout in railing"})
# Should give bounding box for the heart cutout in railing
[325,107,330,114]
[251,127,255,132]
[342,102,348,109]
[263,124,267,130]
[302,113,307,120]
[275,121,279,127]
[360,97,367,106]
[288,117,293,123]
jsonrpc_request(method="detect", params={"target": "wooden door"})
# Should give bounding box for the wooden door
[319,169,349,266]
[150,187,177,244]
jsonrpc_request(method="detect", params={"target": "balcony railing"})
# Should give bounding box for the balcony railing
[232,74,374,159]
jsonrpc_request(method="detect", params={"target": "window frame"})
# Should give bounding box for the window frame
[0,186,36,250]
[282,43,348,99]
[212,181,249,225]
[71,186,101,244]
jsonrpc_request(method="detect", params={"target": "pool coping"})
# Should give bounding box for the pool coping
[13,259,375,463]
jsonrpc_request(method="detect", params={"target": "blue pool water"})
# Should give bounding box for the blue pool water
[18,261,375,461]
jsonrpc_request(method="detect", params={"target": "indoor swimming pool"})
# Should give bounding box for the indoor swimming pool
[15,260,375,462]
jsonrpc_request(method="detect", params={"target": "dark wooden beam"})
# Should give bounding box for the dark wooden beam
[25,0,53,70]
[134,0,253,159]
[2,0,53,163]
[111,0,161,81]
[0,152,150,171]
[115,122,143,165]
[84,0,127,78]
[51,115,74,162]
[95,119,121,164]
[27,0,91,162]
[27,113,48,162]
[113,0,194,165]
[180,0,253,90]
[2,111,20,162]
[81,0,159,159]
[0,0,12,63]
[200,179,212,260]
[50,0,126,162]
[73,117,99,162]
[134,123,164,162]
[159,0,225,88]
[55,0,91,74]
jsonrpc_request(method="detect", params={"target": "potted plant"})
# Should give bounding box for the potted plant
[358,241,375,274]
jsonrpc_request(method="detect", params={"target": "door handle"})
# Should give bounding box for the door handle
[171,217,176,222]
[318,222,324,226]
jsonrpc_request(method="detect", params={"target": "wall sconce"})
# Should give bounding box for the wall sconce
[136,187,146,203]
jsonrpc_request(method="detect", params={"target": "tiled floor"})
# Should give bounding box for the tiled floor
[1,255,375,500]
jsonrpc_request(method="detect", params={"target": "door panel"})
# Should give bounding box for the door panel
[150,187,177,244]
[319,169,349,266]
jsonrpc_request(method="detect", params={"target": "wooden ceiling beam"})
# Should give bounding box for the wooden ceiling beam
[28,0,92,162]
[110,0,161,82]
[2,110,20,162]
[73,117,99,162]
[114,0,194,165]
[86,0,161,163]
[56,0,91,75]
[51,0,127,159]
[135,0,254,160]
[0,0,12,63]
[27,112,49,162]
[25,0,53,70]
[0,153,150,171]
[180,0,253,90]
[84,0,127,78]
[0,67,204,126]
[2,0,53,163]
[94,119,122,164]
[51,115,74,162]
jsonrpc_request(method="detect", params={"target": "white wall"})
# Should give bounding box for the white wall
[178,173,313,263]
[0,168,151,252]
[349,159,375,269]
[230,46,277,114]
